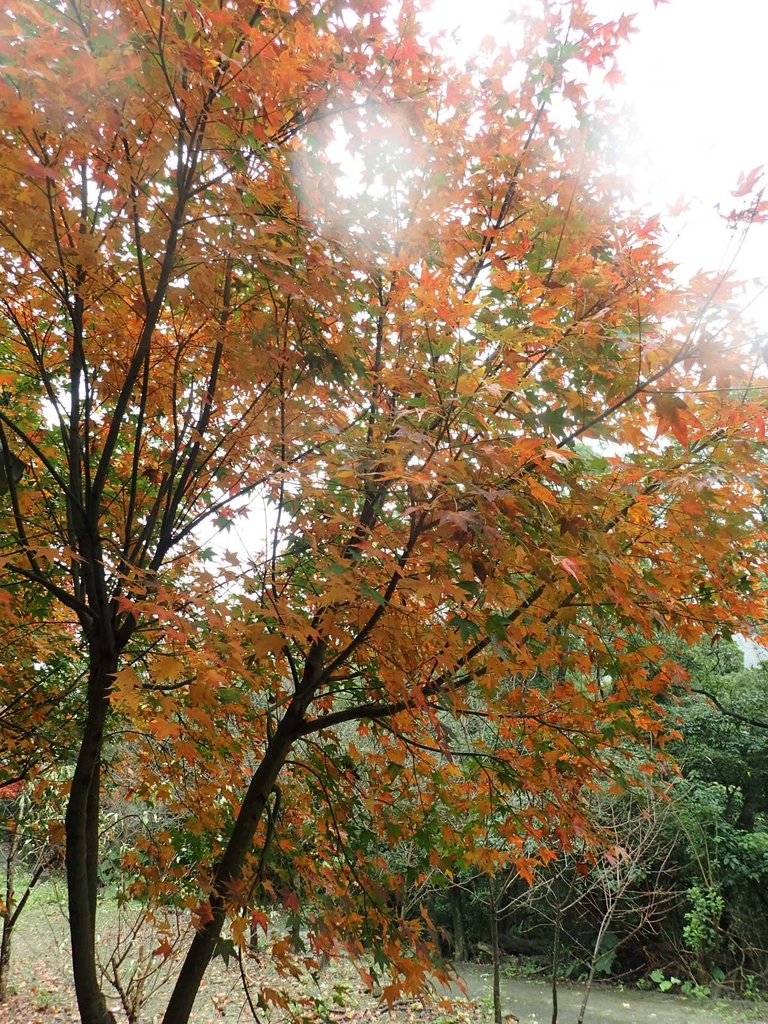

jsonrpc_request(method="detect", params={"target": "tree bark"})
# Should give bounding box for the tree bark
[0,826,17,1002]
[488,875,502,1024]
[87,755,101,934]
[161,706,300,1024]
[65,652,116,1024]
[550,902,560,1024]
[0,820,54,1004]
[450,884,467,961]
[576,909,614,1024]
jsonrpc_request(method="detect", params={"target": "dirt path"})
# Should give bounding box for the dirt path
[456,964,768,1024]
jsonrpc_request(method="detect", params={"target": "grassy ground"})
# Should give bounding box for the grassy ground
[3,882,767,1024]
[2,881,472,1024]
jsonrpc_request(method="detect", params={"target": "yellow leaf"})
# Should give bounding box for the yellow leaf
[387,745,406,766]
[231,915,248,948]
[149,718,180,741]
[153,656,184,683]
[112,666,142,713]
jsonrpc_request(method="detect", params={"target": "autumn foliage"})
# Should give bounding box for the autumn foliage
[0,1,766,1022]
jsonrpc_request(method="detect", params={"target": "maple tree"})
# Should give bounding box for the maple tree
[0,1,766,1023]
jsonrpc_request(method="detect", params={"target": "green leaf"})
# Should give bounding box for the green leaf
[485,613,510,641]
[447,614,479,644]
[360,581,387,607]
[213,937,237,967]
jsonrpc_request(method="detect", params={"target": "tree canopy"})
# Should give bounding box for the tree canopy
[0,2,766,1023]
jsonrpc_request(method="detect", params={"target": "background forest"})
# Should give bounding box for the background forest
[426,640,768,996]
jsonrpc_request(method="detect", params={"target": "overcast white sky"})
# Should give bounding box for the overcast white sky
[426,0,768,329]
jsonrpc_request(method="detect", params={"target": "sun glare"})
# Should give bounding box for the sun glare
[293,105,425,259]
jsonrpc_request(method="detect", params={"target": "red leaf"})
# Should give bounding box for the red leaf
[250,909,269,934]
[153,938,173,959]
[558,557,583,581]
[732,165,764,198]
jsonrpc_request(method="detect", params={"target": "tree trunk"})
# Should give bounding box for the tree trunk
[65,653,116,1024]
[488,875,502,1024]
[0,826,17,1002]
[161,708,299,1024]
[576,909,614,1024]
[550,902,561,1024]
[0,820,54,1004]
[86,756,101,934]
[450,884,467,961]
